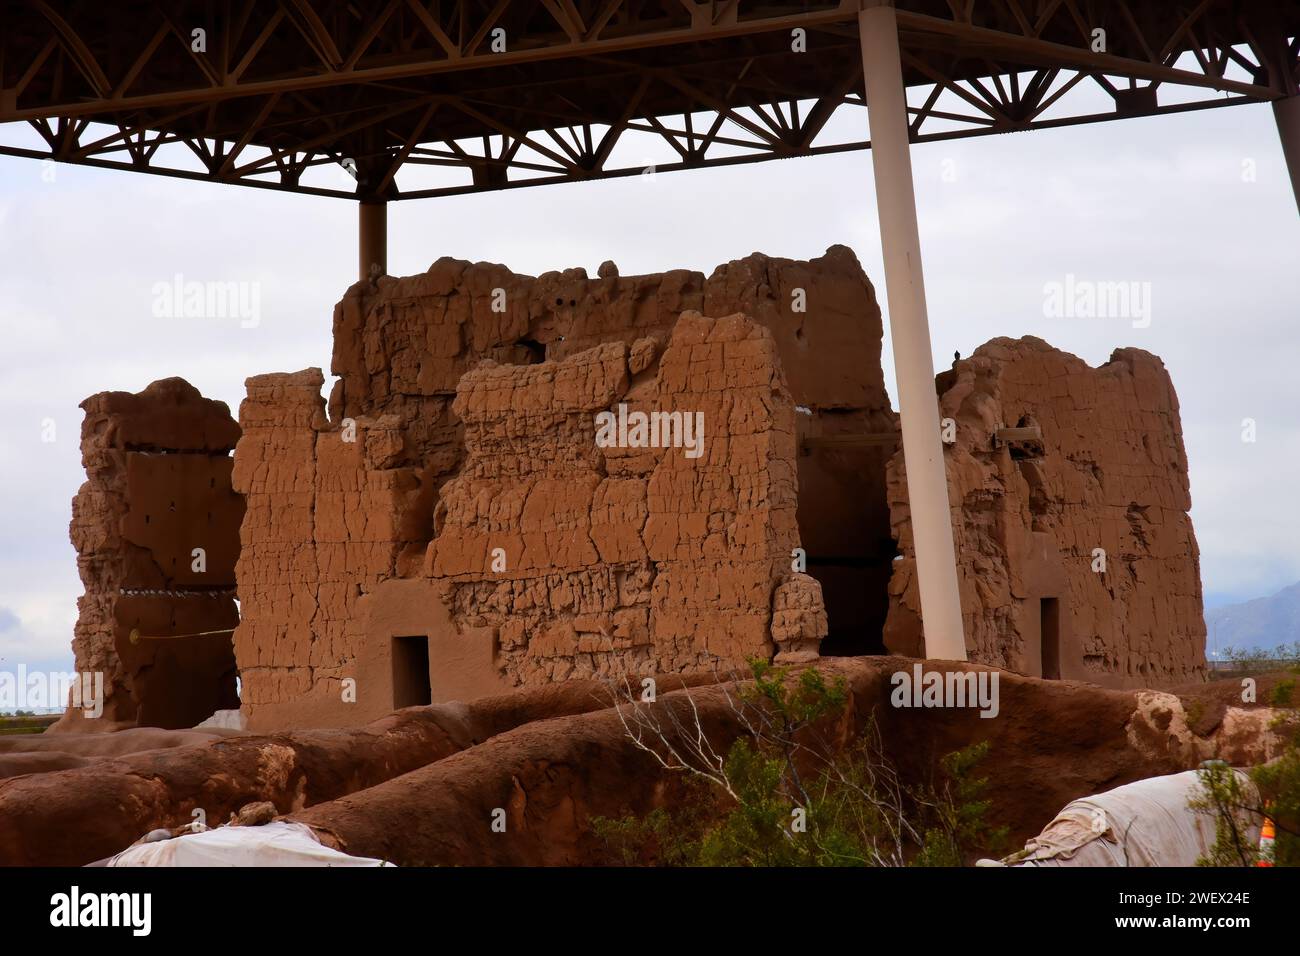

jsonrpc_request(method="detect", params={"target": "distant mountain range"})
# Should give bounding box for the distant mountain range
[1205,581,1300,654]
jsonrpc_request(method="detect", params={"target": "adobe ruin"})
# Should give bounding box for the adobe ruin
[62,247,1207,731]
[61,379,243,730]
[884,337,1206,687]
[231,247,892,729]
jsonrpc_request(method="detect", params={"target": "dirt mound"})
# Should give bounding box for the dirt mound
[3,660,1287,866]
[0,678,665,866]
[293,657,1286,865]
[0,726,231,757]
[0,727,236,782]
[0,752,94,779]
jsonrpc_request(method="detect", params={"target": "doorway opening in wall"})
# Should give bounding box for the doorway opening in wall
[794,435,896,659]
[1041,598,1061,680]
[392,636,432,708]
[810,556,891,656]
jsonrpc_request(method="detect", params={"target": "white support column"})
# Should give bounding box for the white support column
[1274,95,1300,216]
[858,2,967,661]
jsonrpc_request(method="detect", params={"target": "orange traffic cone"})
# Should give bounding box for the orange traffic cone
[1257,816,1275,867]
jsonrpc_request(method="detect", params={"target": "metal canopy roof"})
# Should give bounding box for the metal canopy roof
[2,1,1297,200]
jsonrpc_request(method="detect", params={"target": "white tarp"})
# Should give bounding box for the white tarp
[106,821,394,867]
[1005,769,1260,867]
[193,708,247,731]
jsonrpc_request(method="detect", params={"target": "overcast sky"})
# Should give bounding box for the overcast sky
[1,95,1296,677]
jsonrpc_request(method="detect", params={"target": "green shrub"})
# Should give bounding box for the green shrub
[593,661,1005,867]
[1191,699,1300,866]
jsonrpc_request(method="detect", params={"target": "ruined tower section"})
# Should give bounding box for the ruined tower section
[64,379,242,730]
[328,247,894,648]
[232,248,885,728]
[884,337,1206,688]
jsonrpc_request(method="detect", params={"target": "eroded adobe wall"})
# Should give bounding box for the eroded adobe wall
[230,370,425,723]
[703,251,898,654]
[234,314,827,728]
[884,337,1206,688]
[328,245,897,650]
[233,248,893,729]
[61,379,243,730]
[427,311,814,686]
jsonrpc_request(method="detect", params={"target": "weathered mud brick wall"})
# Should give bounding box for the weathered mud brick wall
[230,369,425,725]
[426,311,818,687]
[327,244,896,650]
[233,247,891,729]
[61,379,242,730]
[884,337,1206,688]
[703,250,898,655]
